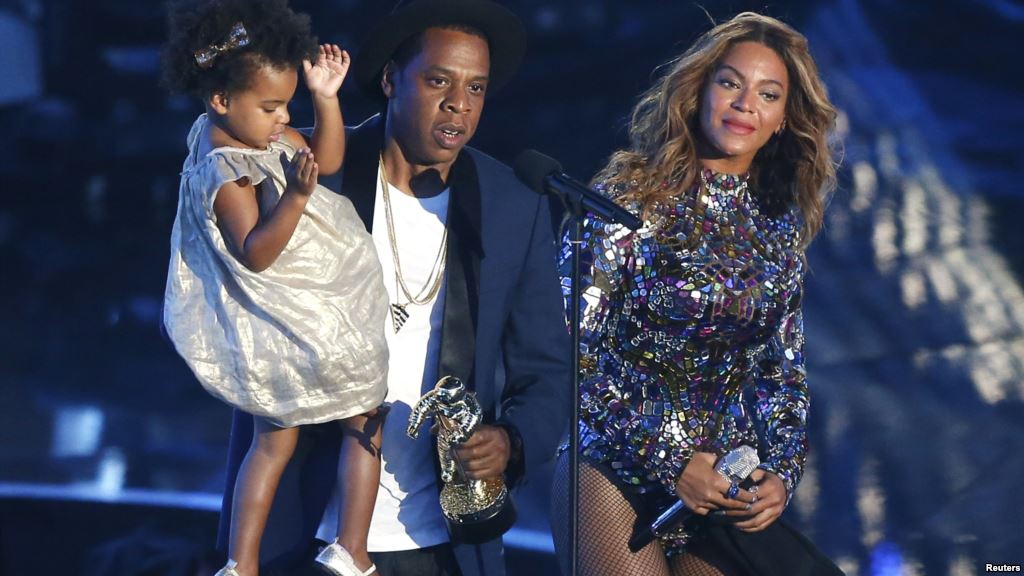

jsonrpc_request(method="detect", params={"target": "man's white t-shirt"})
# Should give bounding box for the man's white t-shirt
[317,175,450,551]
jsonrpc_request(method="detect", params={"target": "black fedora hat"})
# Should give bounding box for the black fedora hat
[353,0,527,100]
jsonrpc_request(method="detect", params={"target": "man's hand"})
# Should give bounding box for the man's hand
[454,425,511,480]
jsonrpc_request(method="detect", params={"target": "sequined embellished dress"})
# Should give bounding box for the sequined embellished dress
[164,114,389,428]
[561,169,809,540]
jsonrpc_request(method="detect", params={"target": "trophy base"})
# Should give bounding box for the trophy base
[440,479,517,544]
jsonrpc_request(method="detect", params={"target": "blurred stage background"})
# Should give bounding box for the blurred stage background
[1,0,1022,574]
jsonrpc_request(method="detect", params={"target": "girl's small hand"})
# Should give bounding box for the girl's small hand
[675,452,758,516]
[728,469,788,532]
[284,148,318,197]
[303,44,350,99]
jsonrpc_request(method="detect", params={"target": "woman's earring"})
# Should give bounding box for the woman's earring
[775,119,786,135]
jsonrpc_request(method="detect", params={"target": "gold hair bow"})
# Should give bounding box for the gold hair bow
[194,22,250,69]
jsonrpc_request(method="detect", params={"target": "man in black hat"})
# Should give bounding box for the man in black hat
[216,1,570,575]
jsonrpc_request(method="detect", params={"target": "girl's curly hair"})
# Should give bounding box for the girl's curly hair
[161,0,318,97]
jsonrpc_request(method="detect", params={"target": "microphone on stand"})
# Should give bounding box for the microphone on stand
[514,149,642,575]
[513,149,643,230]
[628,445,760,552]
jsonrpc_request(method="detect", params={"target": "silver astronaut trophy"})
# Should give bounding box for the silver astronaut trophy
[407,376,516,543]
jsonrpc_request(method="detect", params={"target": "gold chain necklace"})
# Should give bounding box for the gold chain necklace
[379,155,448,332]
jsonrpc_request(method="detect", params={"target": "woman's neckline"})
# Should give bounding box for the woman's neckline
[699,166,750,194]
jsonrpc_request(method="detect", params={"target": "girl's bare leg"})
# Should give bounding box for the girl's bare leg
[227,418,299,576]
[336,408,385,572]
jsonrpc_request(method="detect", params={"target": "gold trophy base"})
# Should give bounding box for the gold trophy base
[440,478,517,543]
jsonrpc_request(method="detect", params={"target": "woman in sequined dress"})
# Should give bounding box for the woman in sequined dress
[552,13,843,576]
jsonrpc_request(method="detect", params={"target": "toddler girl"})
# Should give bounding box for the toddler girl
[161,1,386,574]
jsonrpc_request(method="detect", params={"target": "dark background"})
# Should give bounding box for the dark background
[1,0,1022,574]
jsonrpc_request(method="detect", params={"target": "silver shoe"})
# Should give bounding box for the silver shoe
[214,559,241,576]
[314,540,376,576]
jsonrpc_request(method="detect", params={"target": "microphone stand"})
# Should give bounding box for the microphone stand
[556,181,640,576]
[525,159,639,576]
[567,208,582,576]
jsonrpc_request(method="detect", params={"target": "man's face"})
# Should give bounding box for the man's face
[383,28,490,172]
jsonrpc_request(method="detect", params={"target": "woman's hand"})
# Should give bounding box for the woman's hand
[283,148,318,197]
[725,469,787,532]
[303,44,350,100]
[675,452,757,516]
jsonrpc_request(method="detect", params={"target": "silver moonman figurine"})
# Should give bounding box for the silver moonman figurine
[407,376,516,543]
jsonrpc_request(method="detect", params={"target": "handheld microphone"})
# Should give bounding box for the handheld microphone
[513,149,643,230]
[628,445,760,551]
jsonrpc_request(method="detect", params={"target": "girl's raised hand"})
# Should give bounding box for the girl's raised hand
[303,44,350,99]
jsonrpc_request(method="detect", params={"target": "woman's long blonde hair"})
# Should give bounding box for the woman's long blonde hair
[596,12,838,245]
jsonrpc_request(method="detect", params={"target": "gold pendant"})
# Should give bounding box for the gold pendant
[390,303,409,333]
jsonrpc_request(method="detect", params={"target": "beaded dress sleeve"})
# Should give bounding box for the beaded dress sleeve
[751,238,809,500]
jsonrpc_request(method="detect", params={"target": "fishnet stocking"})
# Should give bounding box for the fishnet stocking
[670,538,747,576]
[551,449,669,575]
[551,450,746,576]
